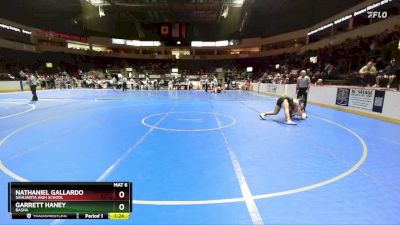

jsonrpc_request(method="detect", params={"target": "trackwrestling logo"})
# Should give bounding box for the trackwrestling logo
[367,11,388,19]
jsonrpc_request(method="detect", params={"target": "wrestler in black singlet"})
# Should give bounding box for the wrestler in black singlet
[276,97,294,108]
[276,97,296,115]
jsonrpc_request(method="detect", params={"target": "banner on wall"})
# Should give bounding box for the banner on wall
[161,25,169,38]
[372,90,385,113]
[149,75,161,79]
[187,75,199,79]
[35,29,88,42]
[336,88,385,113]
[336,88,350,106]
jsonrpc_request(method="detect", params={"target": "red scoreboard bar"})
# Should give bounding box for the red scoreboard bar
[8,182,132,220]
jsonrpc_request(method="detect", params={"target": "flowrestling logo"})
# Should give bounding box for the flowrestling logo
[367,11,388,19]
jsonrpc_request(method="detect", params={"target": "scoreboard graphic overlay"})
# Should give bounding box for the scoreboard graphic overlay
[8,182,132,220]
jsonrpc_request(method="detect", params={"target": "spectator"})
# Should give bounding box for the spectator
[376,59,399,88]
[296,70,311,110]
[26,69,38,101]
[359,61,377,86]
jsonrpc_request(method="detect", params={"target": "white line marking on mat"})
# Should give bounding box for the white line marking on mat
[142,111,236,132]
[251,115,368,200]
[51,104,176,225]
[214,114,264,225]
[4,120,99,162]
[0,102,35,119]
[97,106,176,182]
[0,161,28,182]
[96,124,159,182]
[176,118,203,122]
[353,128,400,146]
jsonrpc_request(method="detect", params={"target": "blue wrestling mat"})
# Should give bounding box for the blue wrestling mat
[0,89,399,225]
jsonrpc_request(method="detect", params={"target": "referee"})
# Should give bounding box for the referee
[296,70,310,110]
[26,69,38,101]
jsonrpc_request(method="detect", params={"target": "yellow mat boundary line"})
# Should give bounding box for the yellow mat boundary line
[0,89,27,93]
[308,101,400,124]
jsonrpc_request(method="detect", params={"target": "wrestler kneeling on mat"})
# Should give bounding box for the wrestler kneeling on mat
[259,96,307,125]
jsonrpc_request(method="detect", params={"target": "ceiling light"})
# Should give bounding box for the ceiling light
[99,6,105,17]
[232,0,245,7]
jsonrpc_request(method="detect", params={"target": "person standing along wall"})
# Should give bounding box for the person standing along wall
[296,70,311,110]
[18,69,25,91]
[122,77,128,91]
